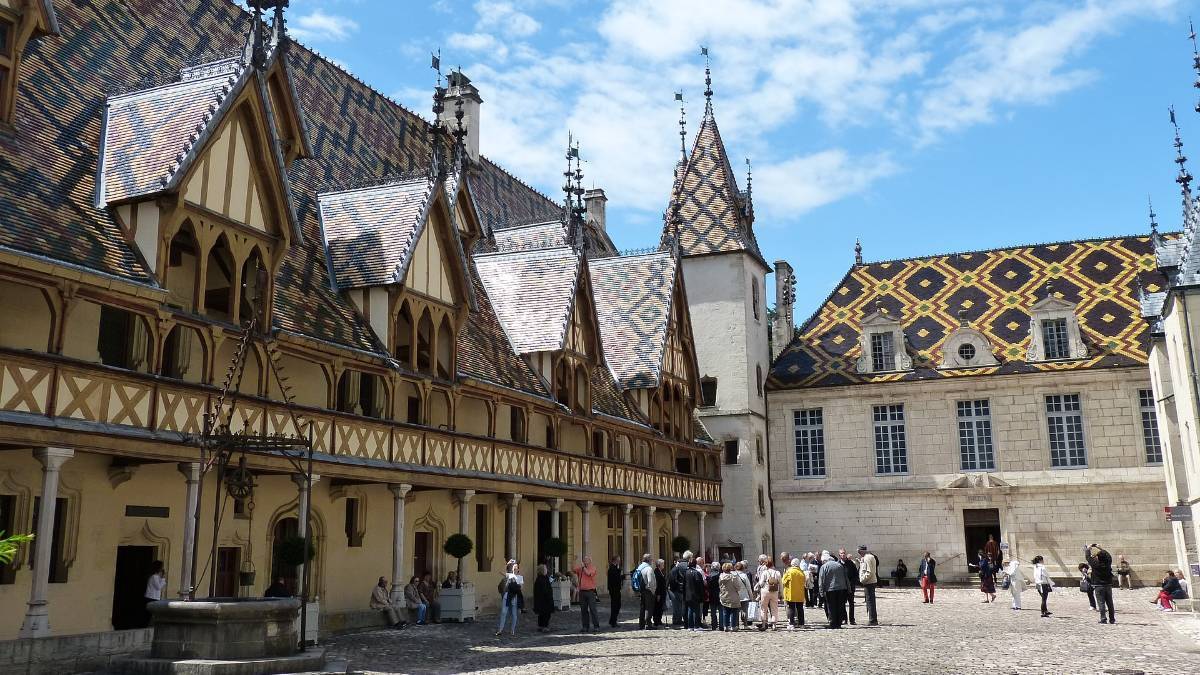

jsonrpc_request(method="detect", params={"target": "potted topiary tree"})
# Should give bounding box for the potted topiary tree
[440,534,475,621]
[543,537,571,609]
[671,535,691,559]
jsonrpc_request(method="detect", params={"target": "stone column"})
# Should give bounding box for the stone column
[697,511,707,561]
[645,506,656,559]
[622,504,634,596]
[670,508,681,541]
[548,498,564,573]
[454,490,475,535]
[505,493,522,562]
[292,473,321,601]
[20,447,74,638]
[389,484,412,602]
[579,500,594,559]
[177,462,201,598]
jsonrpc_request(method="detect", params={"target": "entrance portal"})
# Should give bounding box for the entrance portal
[414,531,432,579]
[215,546,241,598]
[111,545,156,629]
[963,508,1002,567]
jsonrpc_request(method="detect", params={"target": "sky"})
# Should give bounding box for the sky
[283,0,1197,315]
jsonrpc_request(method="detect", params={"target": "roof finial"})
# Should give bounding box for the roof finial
[1191,18,1200,112]
[429,58,447,180]
[1043,280,1055,299]
[268,0,288,47]
[563,131,577,218]
[573,140,586,221]
[700,45,713,112]
[957,309,969,327]
[1172,106,1193,193]
[246,0,273,71]
[854,238,863,266]
[432,49,442,87]
[744,157,753,216]
[675,91,687,162]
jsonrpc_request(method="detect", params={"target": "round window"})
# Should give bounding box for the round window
[958,343,977,361]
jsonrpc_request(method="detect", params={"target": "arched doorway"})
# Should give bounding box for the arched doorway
[270,516,300,596]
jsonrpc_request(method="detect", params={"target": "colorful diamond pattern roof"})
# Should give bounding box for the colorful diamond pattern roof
[589,251,677,389]
[770,235,1167,389]
[474,246,580,355]
[318,176,434,289]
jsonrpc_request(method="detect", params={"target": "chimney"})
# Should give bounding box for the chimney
[772,260,795,360]
[439,71,482,162]
[584,188,607,232]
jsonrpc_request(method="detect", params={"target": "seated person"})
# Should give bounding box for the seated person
[892,559,908,585]
[442,571,460,589]
[369,576,406,628]
[264,576,290,598]
[1157,570,1187,611]
[420,572,441,623]
[404,575,428,625]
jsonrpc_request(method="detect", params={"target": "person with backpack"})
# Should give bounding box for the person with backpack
[858,544,879,625]
[755,557,782,630]
[633,553,657,629]
[718,562,747,631]
[495,562,524,636]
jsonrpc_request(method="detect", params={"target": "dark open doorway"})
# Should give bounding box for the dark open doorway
[271,517,299,596]
[413,531,432,580]
[215,547,240,598]
[111,545,155,629]
[536,510,551,568]
[963,508,1002,567]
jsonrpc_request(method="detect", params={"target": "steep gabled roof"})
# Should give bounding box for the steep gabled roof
[492,219,568,251]
[474,245,580,354]
[458,265,553,399]
[589,251,678,389]
[318,175,435,289]
[472,157,563,232]
[770,234,1168,389]
[665,108,766,267]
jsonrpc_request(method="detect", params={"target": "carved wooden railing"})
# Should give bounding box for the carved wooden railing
[0,349,721,505]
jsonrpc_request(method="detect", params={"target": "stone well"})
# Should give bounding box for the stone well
[148,598,300,660]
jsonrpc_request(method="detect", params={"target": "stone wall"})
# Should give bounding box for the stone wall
[0,628,151,675]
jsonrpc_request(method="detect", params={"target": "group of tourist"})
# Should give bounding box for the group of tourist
[368,570,463,630]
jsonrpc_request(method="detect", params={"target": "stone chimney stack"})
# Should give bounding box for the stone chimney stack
[439,71,482,162]
[584,189,607,232]
[772,260,795,360]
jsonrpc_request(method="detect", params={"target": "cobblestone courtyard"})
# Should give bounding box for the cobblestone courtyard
[323,588,1200,674]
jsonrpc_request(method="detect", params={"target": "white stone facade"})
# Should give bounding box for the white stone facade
[767,367,1174,582]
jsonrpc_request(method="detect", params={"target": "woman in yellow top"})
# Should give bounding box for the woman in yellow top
[782,558,807,629]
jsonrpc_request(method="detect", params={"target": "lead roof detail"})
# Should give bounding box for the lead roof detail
[770,235,1167,389]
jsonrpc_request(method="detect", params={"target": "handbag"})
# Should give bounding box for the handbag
[746,600,759,619]
[1080,579,1092,593]
[1001,577,1011,590]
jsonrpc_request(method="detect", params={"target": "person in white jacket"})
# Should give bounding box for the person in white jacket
[1031,555,1054,617]
[1004,559,1026,610]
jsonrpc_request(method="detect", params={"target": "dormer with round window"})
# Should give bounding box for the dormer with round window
[940,320,999,369]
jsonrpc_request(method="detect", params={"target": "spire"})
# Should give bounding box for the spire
[744,156,753,216]
[1149,195,1163,250]
[563,132,578,221]
[854,238,863,266]
[1191,19,1200,112]
[428,61,447,181]
[700,45,713,114]
[675,91,687,162]
[270,0,288,47]
[1172,107,1191,194]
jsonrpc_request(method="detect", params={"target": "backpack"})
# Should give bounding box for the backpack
[498,577,508,597]
[767,571,780,593]
[631,566,643,592]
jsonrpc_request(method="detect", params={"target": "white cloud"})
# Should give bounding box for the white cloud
[475,1,541,38]
[448,31,509,59]
[755,150,901,219]
[290,10,359,42]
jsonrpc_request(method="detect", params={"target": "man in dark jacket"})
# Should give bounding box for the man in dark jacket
[607,556,623,628]
[819,553,850,629]
[668,554,690,627]
[839,548,858,625]
[653,559,668,626]
[705,561,721,630]
[684,559,705,630]
[1084,544,1116,624]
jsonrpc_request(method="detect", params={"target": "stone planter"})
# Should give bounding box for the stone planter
[148,597,300,660]
[551,580,572,610]
[440,585,476,621]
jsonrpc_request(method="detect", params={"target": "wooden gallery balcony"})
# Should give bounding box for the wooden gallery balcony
[0,348,721,507]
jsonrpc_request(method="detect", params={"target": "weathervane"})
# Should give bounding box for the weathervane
[700,45,713,108]
[431,48,442,86]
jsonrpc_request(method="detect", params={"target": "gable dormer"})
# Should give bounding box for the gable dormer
[0,0,59,127]
[856,301,912,374]
[1026,290,1087,362]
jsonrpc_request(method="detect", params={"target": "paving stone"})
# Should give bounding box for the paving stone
[321,588,1200,674]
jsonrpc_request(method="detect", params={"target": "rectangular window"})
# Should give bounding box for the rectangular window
[406,396,421,424]
[957,399,995,470]
[475,503,490,572]
[752,282,760,320]
[344,497,362,547]
[755,435,764,465]
[1139,389,1164,464]
[872,404,908,474]
[675,455,692,474]
[723,440,738,465]
[0,19,11,58]
[700,378,717,407]
[757,487,766,516]
[1046,394,1087,467]
[1041,318,1070,360]
[510,407,526,443]
[870,332,894,372]
[793,408,826,477]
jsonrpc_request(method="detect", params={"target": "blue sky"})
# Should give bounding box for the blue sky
[285,0,1194,314]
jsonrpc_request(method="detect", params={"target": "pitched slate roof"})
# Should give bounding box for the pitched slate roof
[770,235,1168,389]
[589,251,678,389]
[458,266,552,398]
[474,246,580,354]
[664,107,765,267]
[591,366,643,423]
[318,175,435,289]
[492,219,567,251]
[473,157,562,232]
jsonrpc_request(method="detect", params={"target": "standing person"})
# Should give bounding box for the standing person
[369,576,406,628]
[1032,555,1054,618]
[755,557,782,631]
[495,563,524,636]
[858,545,879,625]
[1003,559,1025,611]
[918,552,937,604]
[805,554,818,608]
[572,555,600,633]
[706,562,722,629]
[892,559,908,587]
[782,558,806,629]
[420,572,441,624]
[817,551,829,611]
[984,534,1001,569]
[718,562,745,631]
[819,552,849,629]
[533,564,555,632]
[734,561,752,627]
[684,558,705,631]
[1078,563,1096,611]
[1117,556,1133,590]
[635,554,657,630]
[979,552,997,603]
[668,552,690,628]
[838,549,858,625]
[143,560,166,628]
[780,552,791,570]
[607,556,623,628]
[405,575,428,625]
[1084,544,1116,624]
[653,559,667,626]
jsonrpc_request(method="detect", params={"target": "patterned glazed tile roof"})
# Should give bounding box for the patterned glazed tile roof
[474,246,580,354]
[473,157,563,232]
[770,235,1168,389]
[318,175,434,289]
[664,108,765,267]
[492,219,567,251]
[458,266,552,398]
[589,251,678,389]
[591,366,643,423]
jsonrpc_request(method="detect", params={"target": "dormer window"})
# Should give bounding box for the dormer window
[0,1,58,127]
[857,300,912,374]
[870,333,894,372]
[1026,287,1087,362]
[940,321,999,369]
